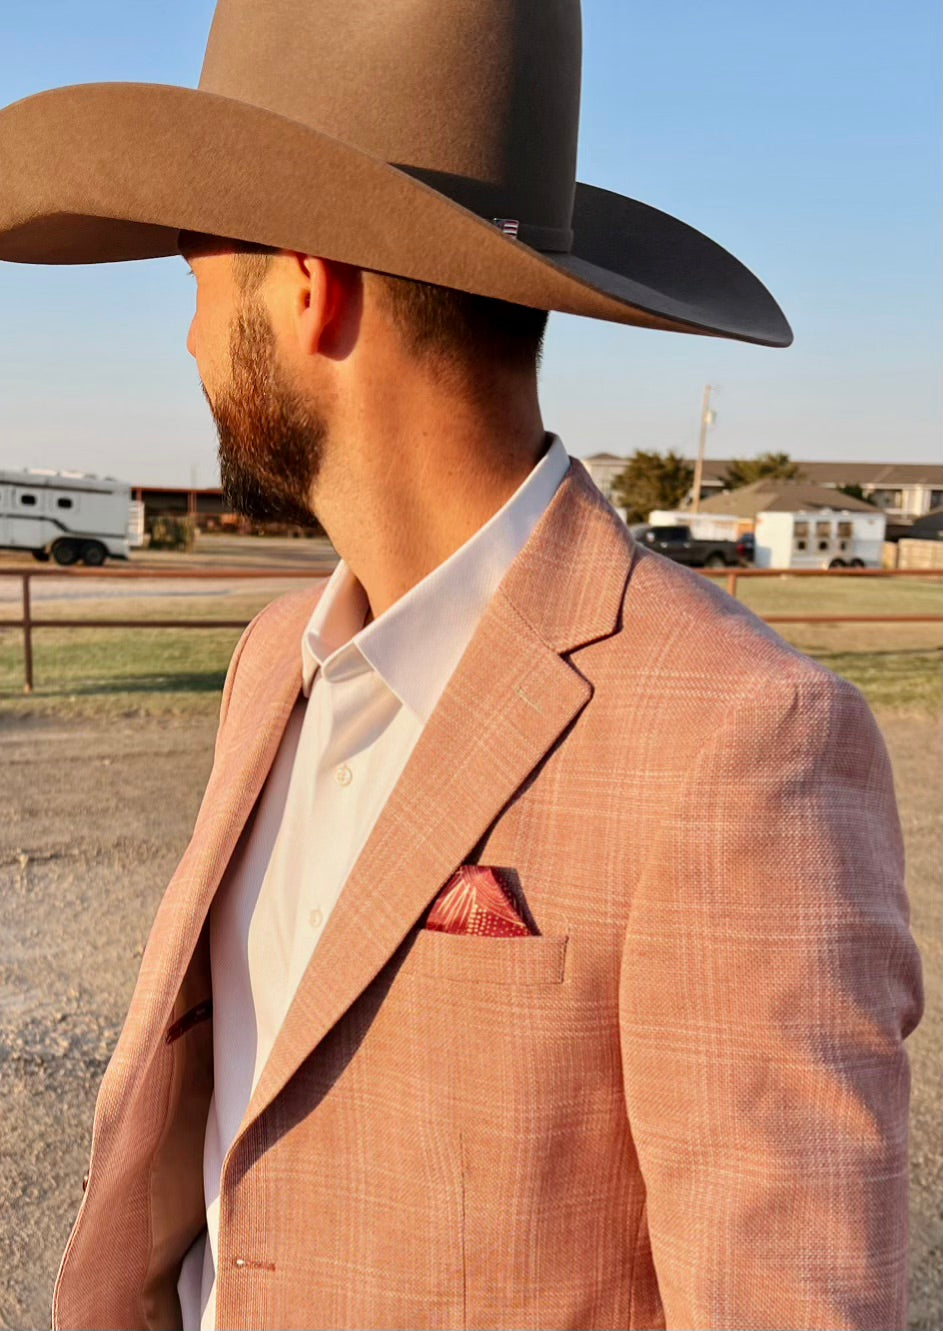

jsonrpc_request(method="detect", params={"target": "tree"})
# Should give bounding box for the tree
[721,452,804,490]
[611,450,695,524]
[836,482,867,504]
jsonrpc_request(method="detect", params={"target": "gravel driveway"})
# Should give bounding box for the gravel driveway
[0,711,939,1330]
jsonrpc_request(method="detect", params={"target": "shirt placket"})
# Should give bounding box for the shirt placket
[285,658,397,994]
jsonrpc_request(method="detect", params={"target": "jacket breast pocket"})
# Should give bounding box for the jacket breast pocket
[406,929,568,986]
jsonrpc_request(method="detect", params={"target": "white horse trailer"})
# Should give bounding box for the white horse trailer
[0,468,142,565]
[753,509,886,570]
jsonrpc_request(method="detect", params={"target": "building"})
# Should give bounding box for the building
[909,507,943,538]
[579,455,943,524]
[695,480,879,523]
[577,453,632,503]
[132,484,230,527]
[131,483,325,537]
[703,462,943,523]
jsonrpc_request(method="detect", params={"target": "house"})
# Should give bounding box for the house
[577,454,630,504]
[909,507,943,538]
[578,455,942,523]
[695,479,879,524]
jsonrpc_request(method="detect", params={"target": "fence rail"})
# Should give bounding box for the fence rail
[1,564,940,694]
[715,567,943,618]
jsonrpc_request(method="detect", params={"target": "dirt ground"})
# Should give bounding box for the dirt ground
[0,710,939,1330]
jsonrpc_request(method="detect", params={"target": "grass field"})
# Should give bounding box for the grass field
[0,573,939,720]
[735,574,941,710]
[0,626,245,720]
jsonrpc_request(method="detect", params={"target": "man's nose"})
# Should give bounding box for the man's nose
[186,316,196,359]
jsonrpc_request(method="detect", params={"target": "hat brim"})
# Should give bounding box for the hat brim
[0,83,792,347]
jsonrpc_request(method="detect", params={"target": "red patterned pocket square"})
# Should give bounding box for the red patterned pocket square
[426,865,533,938]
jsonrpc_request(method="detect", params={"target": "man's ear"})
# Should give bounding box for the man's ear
[292,254,362,360]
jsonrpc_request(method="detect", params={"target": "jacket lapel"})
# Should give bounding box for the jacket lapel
[242,596,591,1130]
[238,464,633,1136]
[150,593,320,1029]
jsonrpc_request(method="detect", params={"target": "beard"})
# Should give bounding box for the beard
[203,302,325,526]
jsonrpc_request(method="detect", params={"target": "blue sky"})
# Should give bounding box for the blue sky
[0,0,939,486]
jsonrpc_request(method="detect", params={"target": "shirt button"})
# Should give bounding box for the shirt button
[309,907,324,929]
[335,763,353,787]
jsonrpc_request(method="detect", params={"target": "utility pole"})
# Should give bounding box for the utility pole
[691,383,714,515]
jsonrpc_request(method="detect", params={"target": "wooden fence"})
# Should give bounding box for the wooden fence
[1,565,940,694]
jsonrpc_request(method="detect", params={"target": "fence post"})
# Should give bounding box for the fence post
[22,573,34,694]
[726,571,739,599]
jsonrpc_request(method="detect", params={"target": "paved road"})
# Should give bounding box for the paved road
[0,533,338,573]
[0,535,338,611]
[131,534,339,572]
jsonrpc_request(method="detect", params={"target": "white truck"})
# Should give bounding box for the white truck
[648,510,744,543]
[753,509,886,570]
[0,467,144,565]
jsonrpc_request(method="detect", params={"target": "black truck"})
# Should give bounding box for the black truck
[630,523,751,568]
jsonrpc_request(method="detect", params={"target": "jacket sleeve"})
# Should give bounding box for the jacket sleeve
[619,672,923,1330]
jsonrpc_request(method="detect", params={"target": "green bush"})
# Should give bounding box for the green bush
[147,515,196,551]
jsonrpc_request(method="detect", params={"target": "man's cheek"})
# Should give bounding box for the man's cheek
[195,344,228,408]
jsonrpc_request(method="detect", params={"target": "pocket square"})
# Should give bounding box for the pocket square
[426,865,533,938]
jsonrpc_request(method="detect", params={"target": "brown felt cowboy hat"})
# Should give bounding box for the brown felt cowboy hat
[0,0,791,347]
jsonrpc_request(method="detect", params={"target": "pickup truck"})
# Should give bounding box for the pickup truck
[630,524,751,568]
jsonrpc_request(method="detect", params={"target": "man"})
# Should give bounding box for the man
[0,2,922,1329]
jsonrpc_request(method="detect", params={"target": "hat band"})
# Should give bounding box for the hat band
[493,219,573,253]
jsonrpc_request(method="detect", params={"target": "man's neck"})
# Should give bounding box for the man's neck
[312,378,546,619]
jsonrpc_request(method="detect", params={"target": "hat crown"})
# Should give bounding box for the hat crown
[199,0,581,251]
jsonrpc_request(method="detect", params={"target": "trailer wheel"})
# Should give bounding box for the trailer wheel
[81,541,107,567]
[31,549,51,563]
[704,552,727,569]
[51,539,80,566]
[849,557,865,569]
[828,558,847,570]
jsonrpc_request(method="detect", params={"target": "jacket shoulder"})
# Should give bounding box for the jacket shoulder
[569,543,875,779]
[218,581,325,729]
[243,582,326,649]
[618,544,848,700]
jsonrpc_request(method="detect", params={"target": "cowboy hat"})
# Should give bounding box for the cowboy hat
[0,0,792,347]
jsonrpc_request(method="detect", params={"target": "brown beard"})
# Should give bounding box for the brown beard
[204,302,325,526]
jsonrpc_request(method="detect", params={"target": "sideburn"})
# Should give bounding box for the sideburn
[209,302,326,526]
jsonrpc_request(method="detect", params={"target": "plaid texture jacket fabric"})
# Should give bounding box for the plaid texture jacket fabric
[53,463,922,1331]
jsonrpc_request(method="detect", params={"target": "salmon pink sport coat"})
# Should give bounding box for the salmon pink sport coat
[53,463,923,1331]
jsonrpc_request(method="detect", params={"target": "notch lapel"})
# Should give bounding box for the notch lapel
[240,592,591,1134]
[237,464,633,1139]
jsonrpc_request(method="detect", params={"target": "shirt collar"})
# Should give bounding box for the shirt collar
[301,434,570,721]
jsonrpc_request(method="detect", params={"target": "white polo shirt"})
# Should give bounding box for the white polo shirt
[179,435,569,1329]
